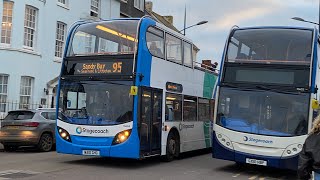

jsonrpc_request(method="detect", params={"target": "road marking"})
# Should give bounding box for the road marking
[248,175,258,180]
[232,173,241,178]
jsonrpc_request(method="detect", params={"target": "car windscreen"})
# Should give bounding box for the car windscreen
[4,111,35,120]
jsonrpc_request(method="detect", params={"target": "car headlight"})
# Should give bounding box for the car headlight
[112,129,132,145]
[58,127,71,142]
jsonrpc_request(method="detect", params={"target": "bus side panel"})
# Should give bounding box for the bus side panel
[135,18,156,87]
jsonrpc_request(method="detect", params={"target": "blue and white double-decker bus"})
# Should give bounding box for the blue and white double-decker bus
[212,26,319,170]
[56,17,217,161]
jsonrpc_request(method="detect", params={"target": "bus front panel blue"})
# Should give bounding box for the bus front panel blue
[56,128,140,159]
[212,132,298,170]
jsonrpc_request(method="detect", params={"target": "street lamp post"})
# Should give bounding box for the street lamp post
[291,17,319,25]
[291,0,320,30]
[179,21,208,36]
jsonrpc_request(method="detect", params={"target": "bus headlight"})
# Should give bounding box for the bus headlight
[216,133,234,150]
[112,129,132,145]
[58,127,71,142]
[282,143,303,157]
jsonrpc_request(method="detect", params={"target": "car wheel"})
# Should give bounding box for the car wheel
[38,133,53,152]
[3,145,18,152]
[161,131,180,162]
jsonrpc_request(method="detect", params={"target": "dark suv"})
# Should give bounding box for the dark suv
[0,108,57,152]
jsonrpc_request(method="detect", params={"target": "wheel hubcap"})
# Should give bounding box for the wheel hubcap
[42,136,52,151]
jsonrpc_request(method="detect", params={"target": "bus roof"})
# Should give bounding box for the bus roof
[71,17,194,43]
[233,26,315,31]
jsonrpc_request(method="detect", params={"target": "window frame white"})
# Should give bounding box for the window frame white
[1,1,14,45]
[134,0,144,11]
[23,5,38,50]
[55,21,67,58]
[90,0,100,18]
[57,0,68,7]
[0,74,9,113]
[19,76,34,109]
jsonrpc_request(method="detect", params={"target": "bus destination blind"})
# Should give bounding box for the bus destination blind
[66,60,133,76]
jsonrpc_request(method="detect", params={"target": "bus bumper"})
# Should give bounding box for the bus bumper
[56,133,140,159]
[212,133,298,170]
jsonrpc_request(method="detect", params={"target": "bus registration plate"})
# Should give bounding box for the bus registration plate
[82,150,100,156]
[246,158,267,166]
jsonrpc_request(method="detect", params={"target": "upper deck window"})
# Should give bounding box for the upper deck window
[227,29,313,65]
[166,34,182,64]
[67,20,139,57]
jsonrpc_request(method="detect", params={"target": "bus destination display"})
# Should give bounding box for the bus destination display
[64,59,133,76]
[75,62,123,74]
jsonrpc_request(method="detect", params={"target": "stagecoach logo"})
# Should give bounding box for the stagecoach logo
[243,136,273,144]
[179,123,195,131]
[75,126,109,135]
[76,127,83,134]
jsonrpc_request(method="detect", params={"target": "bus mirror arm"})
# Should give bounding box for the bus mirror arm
[139,73,144,82]
[132,73,144,82]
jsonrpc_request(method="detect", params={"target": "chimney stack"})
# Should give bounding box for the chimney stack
[163,16,173,25]
[145,1,153,11]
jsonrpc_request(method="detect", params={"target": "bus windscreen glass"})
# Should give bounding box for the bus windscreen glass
[227,29,313,64]
[59,81,133,126]
[216,87,309,137]
[67,20,139,57]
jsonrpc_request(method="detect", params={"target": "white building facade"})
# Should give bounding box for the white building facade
[0,0,120,117]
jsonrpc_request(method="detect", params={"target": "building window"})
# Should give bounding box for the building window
[165,93,182,121]
[146,27,164,59]
[55,22,67,58]
[134,0,144,11]
[57,0,68,7]
[90,0,100,17]
[1,1,13,45]
[20,76,34,109]
[0,75,8,112]
[23,5,38,48]
[166,34,182,64]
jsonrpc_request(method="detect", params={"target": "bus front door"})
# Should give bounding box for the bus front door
[139,88,162,157]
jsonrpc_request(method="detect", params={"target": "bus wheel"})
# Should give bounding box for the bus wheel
[162,131,180,162]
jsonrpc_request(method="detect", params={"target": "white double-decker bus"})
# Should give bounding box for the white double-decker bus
[212,26,319,170]
[56,17,218,161]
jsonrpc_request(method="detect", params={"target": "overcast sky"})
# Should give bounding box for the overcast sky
[150,0,318,64]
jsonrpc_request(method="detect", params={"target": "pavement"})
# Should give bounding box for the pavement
[0,148,298,180]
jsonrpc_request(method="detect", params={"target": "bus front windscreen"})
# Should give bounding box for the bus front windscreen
[59,80,133,126]
[67,20,139,56]
[216,87,309,137]
[227,28,313,64]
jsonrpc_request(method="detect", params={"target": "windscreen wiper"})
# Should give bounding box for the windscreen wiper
[256,85,301,95]
[221,83,255,91]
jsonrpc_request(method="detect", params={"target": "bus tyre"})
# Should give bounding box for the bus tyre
[162,132,180,162]
[3,145,18,152]
[38,133,53,152]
